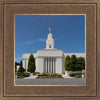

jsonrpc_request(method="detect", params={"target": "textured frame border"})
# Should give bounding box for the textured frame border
[0,0,100,100]
[4,3,96,96]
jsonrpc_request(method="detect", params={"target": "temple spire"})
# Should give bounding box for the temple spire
[46,28,54,49]
[49,28,51,33]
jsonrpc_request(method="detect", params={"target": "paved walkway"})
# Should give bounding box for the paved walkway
[62,74,74,78]
[15,74,85,85]
[24,74,37,79]
[15,78,85,85]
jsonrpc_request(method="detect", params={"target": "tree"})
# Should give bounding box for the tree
[64,55,85,71]
[18,60,25,73]
[76,57,85,71]
[15,62,20,72]
[27,54,36,73]
[64,55,72,71]
[71,55,77,71]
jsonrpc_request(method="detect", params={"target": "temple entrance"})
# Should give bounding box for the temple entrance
[44,57,56,73]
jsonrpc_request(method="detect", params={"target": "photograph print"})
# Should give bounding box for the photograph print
[15,15,85,85]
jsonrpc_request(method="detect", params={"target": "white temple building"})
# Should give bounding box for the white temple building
[22,28,85,74]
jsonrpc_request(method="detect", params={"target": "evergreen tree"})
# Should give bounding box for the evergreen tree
[15,62,20,72]
[64,55,85,71]
[27,54,36,73]
[76,57,85,71]
[64,55,72,71]
[71,55,77,71]
[18,60,25,73]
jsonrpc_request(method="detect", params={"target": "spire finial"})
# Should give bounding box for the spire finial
[49,28,51,33]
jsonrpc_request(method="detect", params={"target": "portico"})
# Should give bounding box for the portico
[44,57,56,73]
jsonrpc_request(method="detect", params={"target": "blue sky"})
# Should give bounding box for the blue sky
[15,15,85,62]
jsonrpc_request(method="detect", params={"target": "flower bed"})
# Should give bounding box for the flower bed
[37,73,62,78]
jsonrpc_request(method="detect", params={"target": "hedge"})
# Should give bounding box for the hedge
[69,73,82,78]
[17,72,30,77]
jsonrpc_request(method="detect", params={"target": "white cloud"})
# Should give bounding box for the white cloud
[24,38,46,45]
[25,41,35,45]
[37,38,46,42]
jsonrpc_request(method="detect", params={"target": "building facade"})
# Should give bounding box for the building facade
[22,28,85,74]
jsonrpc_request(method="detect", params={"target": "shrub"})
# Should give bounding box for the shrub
[69,73,76,77]
[38,73,62,78]
[33,72,40,75]
[23,73,30,77]
[69,73,82,77]
[39,73,48,76]
[53,73,61,76]
[57,74,61,76]
[42,73,48,75]
[17,76,25,78]
[17,72,30,77]
[17,72,22,76]
[53,73,58,76]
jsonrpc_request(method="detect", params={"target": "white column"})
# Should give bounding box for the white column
[51,57,52,73]
[52,57,53,73]
[48,58,49,73]
[53,58,55,73]
[47,58,48,73]
[43,58,44,73]
[46,57,48,73]
[52,57,54,73]
[54,58,57,73]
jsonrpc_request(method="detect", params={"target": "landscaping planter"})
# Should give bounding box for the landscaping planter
[37,74,62,78]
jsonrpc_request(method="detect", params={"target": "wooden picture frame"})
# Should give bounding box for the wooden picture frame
[0,0,100,100]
